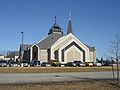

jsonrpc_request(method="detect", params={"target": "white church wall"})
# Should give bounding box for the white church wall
[50,35,71,60]
[51,34,90,62]
[58,39,89,62]
[88,51,96,62]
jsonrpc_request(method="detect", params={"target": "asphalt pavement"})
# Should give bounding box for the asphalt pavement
[0,71,119,85]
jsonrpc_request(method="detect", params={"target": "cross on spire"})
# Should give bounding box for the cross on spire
[69,10,72,20]
[55,15,56,23]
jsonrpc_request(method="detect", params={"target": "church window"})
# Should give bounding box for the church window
[54,50,58,59]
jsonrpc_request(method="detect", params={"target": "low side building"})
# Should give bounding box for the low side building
[0,56,4,60]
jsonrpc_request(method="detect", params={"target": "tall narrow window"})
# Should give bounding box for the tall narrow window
[32,45,38,60]
[54,50,58,59]
[34,52,36,59]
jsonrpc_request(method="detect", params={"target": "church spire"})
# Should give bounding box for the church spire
[67,10,73,35]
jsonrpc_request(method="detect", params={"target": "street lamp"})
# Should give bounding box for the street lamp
[21,32,24,45]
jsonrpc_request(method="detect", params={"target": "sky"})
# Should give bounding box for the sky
[0,0,120,59]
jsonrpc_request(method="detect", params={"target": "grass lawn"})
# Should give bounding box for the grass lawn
[0,67,120,90]
[0,80,120,90]
[0,66,116,73]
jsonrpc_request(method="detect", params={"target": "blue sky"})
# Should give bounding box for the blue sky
[0,0,120,59]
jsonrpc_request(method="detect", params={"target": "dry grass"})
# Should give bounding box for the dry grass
[0,80,120,90]
[0,66,119,74]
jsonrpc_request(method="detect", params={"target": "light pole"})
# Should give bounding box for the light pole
[20,32,24,62]
[21,32,24,45]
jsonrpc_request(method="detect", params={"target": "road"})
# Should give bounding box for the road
[0,71,119,85]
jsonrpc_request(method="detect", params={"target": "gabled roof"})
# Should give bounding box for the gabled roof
[14,51,19,56]
[65,33,95,52]
[20,44,32,51]
[83,43,95,51]
[36,33,64,49]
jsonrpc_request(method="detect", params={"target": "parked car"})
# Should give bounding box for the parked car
[65,62,76,67]
[0,60,7,67]
[101,61,111,66]
[20,60,29,67]
[74,61,85,67]
[41,62,51,67]
[49,60,61,66]
[31,60,40,67]
[60,64,66,67]
[9,61,18,67]
[85,62,93,67]
[93,62,102,66]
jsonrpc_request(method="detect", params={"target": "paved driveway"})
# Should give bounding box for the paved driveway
[0,71,119,85]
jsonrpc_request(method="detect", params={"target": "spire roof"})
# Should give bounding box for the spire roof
[67,18,73,35]
[48,23,63,35]
[48,16,63,35]
[67,10,73,35]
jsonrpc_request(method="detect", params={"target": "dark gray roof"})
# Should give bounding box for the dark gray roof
[14,51,19,56]
[20,44,32,51]
[36,33,95,51]
[84,43,95,51]
[48,23,63,35]
[36,33,65,49]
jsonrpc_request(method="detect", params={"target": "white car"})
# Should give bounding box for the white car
[41,62,51,67]
[74,61,85,67]
[93,62,102,66]
[20,60,29,67]
[9,61,18,67]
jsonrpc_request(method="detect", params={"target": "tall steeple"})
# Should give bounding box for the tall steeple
[67,10,73,35]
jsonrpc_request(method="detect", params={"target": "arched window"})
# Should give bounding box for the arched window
[54,50,58,59]
[32,45,38,60]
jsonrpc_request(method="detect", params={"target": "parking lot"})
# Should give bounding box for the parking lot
[0,59,105,67]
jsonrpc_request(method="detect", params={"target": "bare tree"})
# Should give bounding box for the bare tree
[110,34,120,86]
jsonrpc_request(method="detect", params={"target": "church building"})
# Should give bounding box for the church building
[19,16,96,63]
